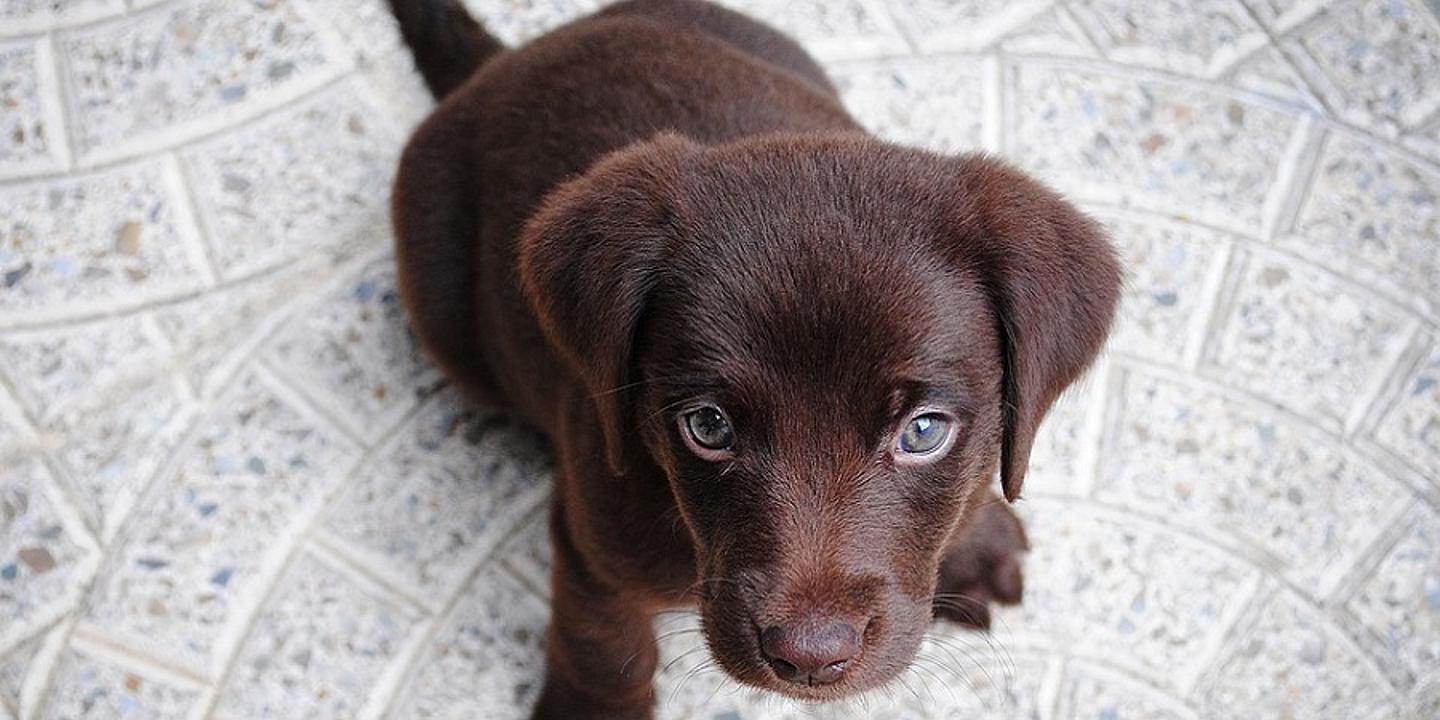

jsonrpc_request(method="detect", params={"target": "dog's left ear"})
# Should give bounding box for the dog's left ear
[518,134,697,477]
[939,155,1122,502]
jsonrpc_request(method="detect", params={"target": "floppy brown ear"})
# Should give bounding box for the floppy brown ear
[517,134,696,476]
[943,155,1121,502]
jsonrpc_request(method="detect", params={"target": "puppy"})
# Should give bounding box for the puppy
[386,1,1121,717]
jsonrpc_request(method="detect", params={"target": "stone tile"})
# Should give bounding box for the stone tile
[82,371,359,674]
[1286,0,1440,133]
[1200,589,1394,719]
[1001,501,1255,690]
[1372,339,1440,478]
[0,457,95,650]
[180,81,399,280]
[887,0,1050,53]
[1022,372,1097,498]
[1097,370,1411,593]
[0,624,53,716]
[1202,249,1412,432]
[1346,507,1440,685]
[211,551,422,719]
[37,644,202,720]
[261,256,436,441]
[0,38,65,179]
[298,0,402,61]
[0,315,168,422]
[1244,0,1329,33]
[496,503,551,599]
[1285,132,1440,312]
[0,158,209,324]
[1224,46,1326,112]
[46,374,193,541]
[151,264,320,399]
[1068,0,1268,77]
[1011,63,1295,232]
[1055,663,1196,720]
[390,565,547,720]
[460,0,605,45]
[320,391,550,603]
[714,0,908,62]
[996,7,1102,58]
[58,0,343,162]
[1101,213,1223,362]
[833,57,986,154]
[0,0,126,36]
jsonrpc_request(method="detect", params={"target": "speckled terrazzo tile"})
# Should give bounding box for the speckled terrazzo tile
[0,38,67,179]
[0,158,210,324]
[1097,369,1411,594]
[36,643,202,720]
[1222,46,1326,112]
[1053,663,1196,720]
[210,550,423,720]
[81,371,360,674]
[297,0,402,62]
[0,0,126,36]
[1067,0,1268,77]
[1021,372,1097,497]
[1201,249,1413,432]
[45,374,193,541]
[150,263,322,400]
[0,314,168,422]
[1284,131,1440,313]
[1371,338,1440,480]
[57,0,345,163]
[260,255,436,441]
[713,0,907,61]
[1243,0,1329,32]
[459,0,604,44]
[180,81,399,281]
[1101,213,1224,362]
[1284,0,1440,134]
[1010,62,1296,233]
[1197,588,1396,719]
[0,457,96,651]
[994,6,1101,58]
[1000,501,1255,690]
[885,0,1049,54]
[833,57,987,154]
[389,565,548,720]
[319,392,550,605]
[1345,506,1440,686]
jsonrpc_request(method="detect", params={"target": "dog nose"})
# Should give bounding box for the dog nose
[759,620,861,686]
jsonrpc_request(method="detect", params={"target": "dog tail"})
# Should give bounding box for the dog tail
[387,0,506,99]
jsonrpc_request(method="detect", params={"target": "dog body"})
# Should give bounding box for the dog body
[388,1,1121,717]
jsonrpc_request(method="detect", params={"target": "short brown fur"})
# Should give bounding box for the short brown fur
[387,1,1121,717]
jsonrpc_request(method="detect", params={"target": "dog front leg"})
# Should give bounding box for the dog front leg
[533,503,658,720]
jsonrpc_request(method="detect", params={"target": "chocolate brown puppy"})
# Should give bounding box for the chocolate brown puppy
[386,1,1121,717]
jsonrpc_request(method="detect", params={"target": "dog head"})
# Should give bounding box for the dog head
[520,132,1120,698]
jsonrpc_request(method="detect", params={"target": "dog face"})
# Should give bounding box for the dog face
[520,132,1119,698]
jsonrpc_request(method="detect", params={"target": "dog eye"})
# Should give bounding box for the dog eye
[898,413,952,455]
[683,405,735,452]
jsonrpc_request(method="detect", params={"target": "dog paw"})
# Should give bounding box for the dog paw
[932,495,1027,630]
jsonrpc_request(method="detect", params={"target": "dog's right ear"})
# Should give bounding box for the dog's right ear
[518,134,697,477]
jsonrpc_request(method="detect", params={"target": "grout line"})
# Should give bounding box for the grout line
[1177,573,1267,700]
[1260,114,1323,242]
[1069,356,1113,499]
[33,33,73,172]
[1180,238,1239,372]
[163,152,222,287]
[1036,654,1065,720]
[369,484,552,720]
[1345,319,1427,439]
[1323,498,1420,608]
[307,530,438,617]
[980,53,1004,154]
[67,625,212,689]
[18,618,74,720]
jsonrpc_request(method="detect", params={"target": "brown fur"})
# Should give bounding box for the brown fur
[386,1,1121,717]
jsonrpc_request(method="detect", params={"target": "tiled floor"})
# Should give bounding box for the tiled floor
[1,0,1438,718]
